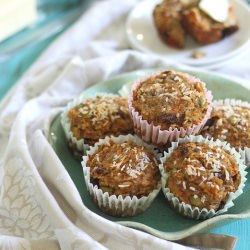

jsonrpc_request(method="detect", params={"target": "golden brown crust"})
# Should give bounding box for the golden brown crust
[164,142,241,211]
[67,96,134,145]
[87,140,161,198]
[201,104,250,150]
[132,70,209,130]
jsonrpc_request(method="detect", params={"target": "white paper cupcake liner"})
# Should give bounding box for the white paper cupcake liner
[128,70,213,147]
[60,92,118,157]
[81,134,162,217]
[159,135,247,220]
[212,99,250,168]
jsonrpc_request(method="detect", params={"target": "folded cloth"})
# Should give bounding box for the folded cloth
[0,0,249,249]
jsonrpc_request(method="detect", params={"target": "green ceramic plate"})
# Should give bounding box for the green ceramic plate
[49,68,250,240]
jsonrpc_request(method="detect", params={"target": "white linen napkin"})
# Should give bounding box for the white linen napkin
[0,0,249,249]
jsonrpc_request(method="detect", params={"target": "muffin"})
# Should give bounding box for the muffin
[153,0,238,48]
[128,70,212,147]
[159,135,247,220]
[181,5,238,45]
[61,94,134,157]
[82,134,161,217]
[153,0,186,48]
[201,99,250,167]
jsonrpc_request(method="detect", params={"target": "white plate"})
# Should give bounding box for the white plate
[126,0,250,67]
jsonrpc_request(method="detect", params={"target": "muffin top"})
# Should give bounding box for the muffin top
[86,140,161,198]
[163,142,241,211]
[67,96,134,145]
[202,104,250,149]
[131,70,210,130]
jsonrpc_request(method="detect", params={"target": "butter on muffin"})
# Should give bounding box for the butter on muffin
[159,135,247,220]
[61,94,134,157]
[82,134,161,217]
[201,99,250,167]
[128,70,212,147]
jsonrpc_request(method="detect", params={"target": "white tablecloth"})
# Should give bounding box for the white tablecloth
[0,0,249,249]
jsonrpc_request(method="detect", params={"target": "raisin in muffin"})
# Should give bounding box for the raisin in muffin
[61,94,134,157]
[82,134,161,216]
[159,135,247,219]
[129,70,212,147]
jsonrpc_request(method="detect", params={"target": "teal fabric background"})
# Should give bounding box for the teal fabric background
[0,0,92,100]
